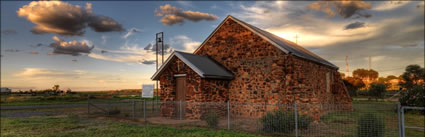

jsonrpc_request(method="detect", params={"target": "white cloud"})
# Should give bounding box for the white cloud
[155,4,218,26]
[15,68,81,79]
[170,35,201,52]
[122,28,142,39]
[373,1,410,11]
[101,35,107,45]
[89,41,170,65]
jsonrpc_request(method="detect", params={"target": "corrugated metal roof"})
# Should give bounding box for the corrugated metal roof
[230,16,338,69]
[151,51,234,80]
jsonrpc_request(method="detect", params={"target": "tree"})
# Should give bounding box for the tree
[386,75,398,80]
[52,85,60,92]
[353,69,379,81]
[344,77,366,89]
[399,64,424,89]
[399,85,425,113]
[369,83,387,101]
[398,65,425,111]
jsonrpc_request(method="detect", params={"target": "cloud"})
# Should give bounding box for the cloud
[155,4,218,25]
[140,60,156,65]
[123,28,141,39]
[373,1,410,11]
[30,50,39,54]
[88,53,143,64]
[143,43,172,54]
[101,35,107,45]
[344,22,366,30]
[307,1,372,18]
[17,1,123,36]
[30,43,44,48]
[418,3,425,8]
[177,1,193,8]
[15,68,78,78]
[89,41,171,65]
[49,36,94,56]
[2,29,17,35]
[4,49,20,52]
[170,35,201,53]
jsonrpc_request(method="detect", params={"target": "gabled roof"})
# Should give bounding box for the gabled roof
[194,15,338,69]
[151,51,234,80]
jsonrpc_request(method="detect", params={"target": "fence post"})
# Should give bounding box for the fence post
[401,106,405,137]
[294,102,298,137]
[397,103,402,137]
[133,100,136,120]
[227,101,230,130]
[179,100,182,120]
[87,95,90,116]
[143,100,146,122]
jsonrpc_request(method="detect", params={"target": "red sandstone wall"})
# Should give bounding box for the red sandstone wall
[194,18,352,118]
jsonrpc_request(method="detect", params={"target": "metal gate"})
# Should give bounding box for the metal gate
[399,105,425,137]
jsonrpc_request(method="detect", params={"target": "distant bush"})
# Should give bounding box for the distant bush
[357,90,369,96]
[107,109,121,115]
[369,83,387,100]
[201,111,219,128]
[358,113,385,137]
[260,110,312,133]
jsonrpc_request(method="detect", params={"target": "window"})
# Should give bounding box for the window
[326,72,330,93]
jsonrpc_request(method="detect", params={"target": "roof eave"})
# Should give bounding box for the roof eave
[202,74,234,80]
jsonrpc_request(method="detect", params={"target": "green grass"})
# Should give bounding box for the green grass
[1,116,263,137]
[352,100,398,105]
[319,103,424,137]
[0,93,159,106]
[404,111,425,137]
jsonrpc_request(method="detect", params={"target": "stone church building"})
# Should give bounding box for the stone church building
[151,15,352,119]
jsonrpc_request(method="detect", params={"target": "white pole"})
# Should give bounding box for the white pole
[294,102,298,137]
[227,101,230,130]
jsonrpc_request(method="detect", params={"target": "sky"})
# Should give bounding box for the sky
[1,1,424,91]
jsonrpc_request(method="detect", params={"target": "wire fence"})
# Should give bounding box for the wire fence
[2,96,422,137]
[86,98,403,137]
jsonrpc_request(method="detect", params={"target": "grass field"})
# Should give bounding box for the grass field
[0,115,263,137]
[0,93,159,106]
[1,93,423,137]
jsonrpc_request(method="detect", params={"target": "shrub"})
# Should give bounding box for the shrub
[67,114,80,122]
[357,113,385,137]
[201,111,219,128]
[298,114,313,129]
[357,90,369,96]
[369,83,387,100]
[399,85,425,113]
[107,109,121,115]
[260,110,312,133]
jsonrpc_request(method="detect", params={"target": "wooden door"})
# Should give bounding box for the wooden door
[175,76,186,118]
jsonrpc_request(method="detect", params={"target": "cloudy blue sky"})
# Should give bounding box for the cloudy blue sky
[1,1,424,91]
